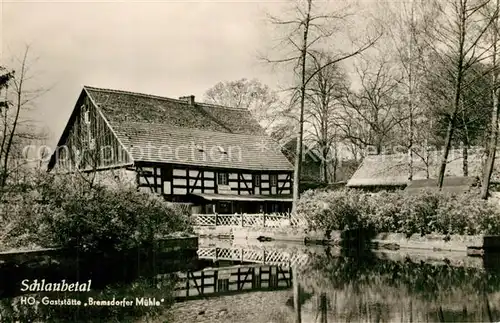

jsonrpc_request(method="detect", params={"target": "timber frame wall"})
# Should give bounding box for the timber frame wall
[134,162,292,200]
[53,92,131,172]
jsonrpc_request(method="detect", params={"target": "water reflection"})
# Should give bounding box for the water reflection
[1,242,500,322]
[297,247,500,322]
[0,277,175,323]
[0,246,201,323]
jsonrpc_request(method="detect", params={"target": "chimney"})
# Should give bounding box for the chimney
[179,95,195,105]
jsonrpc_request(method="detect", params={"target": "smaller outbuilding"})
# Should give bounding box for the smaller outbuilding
[346,149,500,192]
[405,176,479,194]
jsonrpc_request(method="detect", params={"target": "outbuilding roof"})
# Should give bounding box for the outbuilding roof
[405,176,479,194]
[347,149,499,187]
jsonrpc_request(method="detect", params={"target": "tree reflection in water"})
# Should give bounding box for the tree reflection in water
[2,243,500,323]
[0,246,199,323]
[0,276,177,323]
[297,247,500,322]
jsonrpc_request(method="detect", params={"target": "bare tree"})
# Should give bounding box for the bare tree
[203,78,287,133]
[338,57,406,155]
[380,0,438,181]
[0,47,49,189]
[422,52,492,176]
[481,0,500,198]
[304,51,348,183]
[424,0,496,188]
[263,0,380,211]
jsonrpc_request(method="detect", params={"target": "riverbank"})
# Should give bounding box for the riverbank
[158,290,294,323]
[0,235,199,278]
[198,237,497,269]
[194,225,500,255]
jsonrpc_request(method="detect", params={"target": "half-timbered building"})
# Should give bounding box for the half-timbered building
[48,86,294,214]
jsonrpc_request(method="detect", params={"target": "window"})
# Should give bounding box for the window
[82,106,90,124]
[270,174,277,187]
[254,174,261,187]
[218,172,228,185]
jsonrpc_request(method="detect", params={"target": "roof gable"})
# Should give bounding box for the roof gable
[48,89,133,171]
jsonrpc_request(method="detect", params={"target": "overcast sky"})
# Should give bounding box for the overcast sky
[3,1,291,146]
[2,0,376,148]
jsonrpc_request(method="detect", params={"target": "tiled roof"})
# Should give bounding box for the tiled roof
[198,104,266,136]
[84,86,265,135]
[347,148,500,187]
[111,122,293,171]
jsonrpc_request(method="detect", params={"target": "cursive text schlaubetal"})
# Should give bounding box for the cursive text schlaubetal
[20,279,91,292]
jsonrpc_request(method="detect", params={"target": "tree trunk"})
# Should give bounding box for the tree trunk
[409,298,413,323]
[481,0,500,199]
[438,114,458,188]
[437,0,466,189]
[461,96,470,177]
[292,0,312,213]
[322,147,328,184]
[484,293,493,322]
[319,293,327,323]
[438,306,445,322]
[408,127,413,181]
[332,146,338,183]
[463,141,469,177]
[408,2,414,182]
[1,76,22,188]
[293,267,302,323]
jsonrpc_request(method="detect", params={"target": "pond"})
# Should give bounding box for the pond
[1,241,500,323]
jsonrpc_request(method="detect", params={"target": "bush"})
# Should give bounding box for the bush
[297,189,374,239]
[365,191,405,233]
[298,188,500,238]
[0,172,192,253]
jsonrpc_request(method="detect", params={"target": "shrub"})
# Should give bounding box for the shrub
[0,172,192,253]
[298,188,500,238]
[398,190,441,237]
[297,189,373,239]
[365,191,405,233]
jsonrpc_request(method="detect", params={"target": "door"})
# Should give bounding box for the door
[217,201,232,214]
